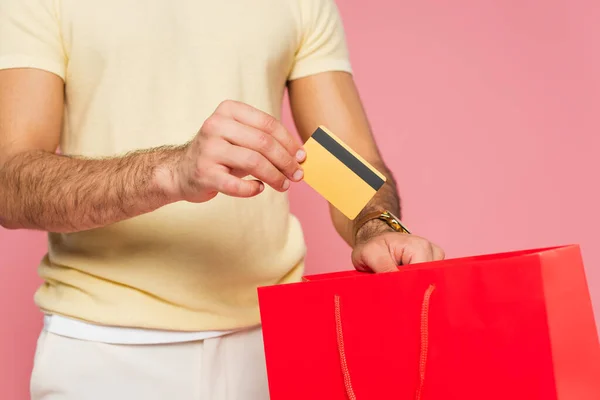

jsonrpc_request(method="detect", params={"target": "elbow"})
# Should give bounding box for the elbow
[0,155,21,230]
[0,206,21,229]
[0,189,20,230]
[0,217,20,230]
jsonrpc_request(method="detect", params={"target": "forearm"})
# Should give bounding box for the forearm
[287,71,404,245]
[0,147,182,233]
[330,161,401,246]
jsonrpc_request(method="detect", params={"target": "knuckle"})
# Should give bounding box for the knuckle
[244,152,263,171]
[425,241,435,253]
[255,132,274,153]
[416,236,430,246]
[217,99,236,112]
[261,114,279,133]
[280,154,296,172]
[410,236,432,251]
[281,132,296,149]
[435,245,445,258]
[201,115,222,135]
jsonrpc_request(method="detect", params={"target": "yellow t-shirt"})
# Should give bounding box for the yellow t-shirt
[0,0,352,331]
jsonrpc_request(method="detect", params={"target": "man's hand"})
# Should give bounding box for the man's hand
[351,230,445,273]
[288,71,444,271]
[0,67,305,232]
[162,100,306,203]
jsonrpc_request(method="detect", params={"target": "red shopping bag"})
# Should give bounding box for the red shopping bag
[258,245,600,399]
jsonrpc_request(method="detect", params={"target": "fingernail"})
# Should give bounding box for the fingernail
[295,149,306,162]
[292,169,304,181]
[282,179,290,190]
[258,182,265,192]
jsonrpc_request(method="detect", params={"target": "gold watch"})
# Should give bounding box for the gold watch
[353,210,411,239]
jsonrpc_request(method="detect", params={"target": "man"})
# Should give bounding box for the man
[0,0,444,398]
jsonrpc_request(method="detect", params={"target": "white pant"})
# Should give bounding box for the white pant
[30,327,269,400]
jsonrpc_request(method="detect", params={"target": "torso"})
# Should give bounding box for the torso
[35,0,307,332]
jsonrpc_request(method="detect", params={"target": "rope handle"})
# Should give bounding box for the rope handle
[334,284,436,400]
[335,295,358,400]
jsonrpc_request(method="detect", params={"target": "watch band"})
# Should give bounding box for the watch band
[352,210,411,239]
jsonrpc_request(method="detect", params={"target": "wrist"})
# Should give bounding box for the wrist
[352,209,409,246]
[353,218,394,246]
[152,146,185,203]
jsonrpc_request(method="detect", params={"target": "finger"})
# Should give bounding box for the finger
[432,244,445,261]
[215,100,304,161]
[352,243,399,273]
[217,145,289,192]
[210,170,264,198]
[212,117,302,182]
[401,239,435,265]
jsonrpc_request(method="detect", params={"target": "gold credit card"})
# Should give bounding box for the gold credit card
[301,126,386,220]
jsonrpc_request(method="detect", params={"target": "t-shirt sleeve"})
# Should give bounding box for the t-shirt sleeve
[288,0,353,81]
[0,0,67,79]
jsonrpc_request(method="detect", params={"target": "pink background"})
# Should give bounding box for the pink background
[1,0,599,398]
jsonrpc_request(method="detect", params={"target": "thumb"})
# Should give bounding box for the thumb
[352,241,399,273]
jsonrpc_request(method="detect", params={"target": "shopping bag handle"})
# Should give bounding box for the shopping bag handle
[334,284,436,400]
